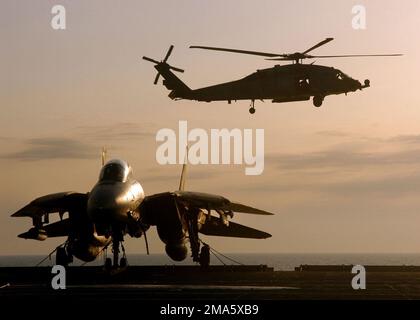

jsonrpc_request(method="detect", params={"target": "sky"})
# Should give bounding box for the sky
[1,0,420,256]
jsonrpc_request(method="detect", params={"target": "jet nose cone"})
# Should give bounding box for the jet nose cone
[87,185,120,221]
[88,206,115,230]
[87,183,130,233]
[88,193,117,211]
[88,195,116,216]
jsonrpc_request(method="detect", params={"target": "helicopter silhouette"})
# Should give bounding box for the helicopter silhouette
[143,38,401,114]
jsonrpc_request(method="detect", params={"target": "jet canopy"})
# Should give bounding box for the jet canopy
[99,159,132,183]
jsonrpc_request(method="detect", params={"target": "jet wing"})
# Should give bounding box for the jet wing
[42,219,72,237]
[140,191,273,239]
[173,191,274,215]
[11,192,88,218]
[199,219,271,239]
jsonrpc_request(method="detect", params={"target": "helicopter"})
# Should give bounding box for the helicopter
[143,38,401,114]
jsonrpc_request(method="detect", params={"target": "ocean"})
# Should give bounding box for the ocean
[1,253,420,271]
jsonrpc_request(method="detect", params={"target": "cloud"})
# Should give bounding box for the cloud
[0,138,97,161]
[267,149,374,171]
[322,173,420,197]
[0,136,16,142]
[388,134,420,144]
[247,133,420,198]
[242,171,420,199]
[316,131,420,145]
[267,146,420,171]
[140,166,223,183]
[316,130,352,137]
[0,122,159,161]
[76,122,156,141]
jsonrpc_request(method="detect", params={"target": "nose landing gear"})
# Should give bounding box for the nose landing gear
[104,231,128,272]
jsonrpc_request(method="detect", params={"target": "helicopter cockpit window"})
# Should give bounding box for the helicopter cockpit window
[298,77,310,89]
[336,72,345,81]
[99,161,131,183]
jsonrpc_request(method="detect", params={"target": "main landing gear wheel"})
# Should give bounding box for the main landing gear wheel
[104,257,112,271]
[119,257,127,268]
[199,244,210,268]
[313,96,324,107]
[56,246,72,266]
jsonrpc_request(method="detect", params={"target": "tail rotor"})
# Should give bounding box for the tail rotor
[142,45,185,85]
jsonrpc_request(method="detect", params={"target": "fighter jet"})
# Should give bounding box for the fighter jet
[12,156,273,268]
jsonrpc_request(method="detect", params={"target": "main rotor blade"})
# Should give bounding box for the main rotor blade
[142,56,160,64]
[266,53,403,61]
[302,37,334,54]
[265,57,295,61]
[169,66,185,73]
[190,45,285,58]
[153,73,160,85]
[310,54,403,58]
[163,45,174,62]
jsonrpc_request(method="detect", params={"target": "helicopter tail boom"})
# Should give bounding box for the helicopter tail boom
[143,46,191,99]
[154,63,192,99]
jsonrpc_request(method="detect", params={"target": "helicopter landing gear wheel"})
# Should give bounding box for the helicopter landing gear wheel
[249,100,256,114]
[313,96,324,107]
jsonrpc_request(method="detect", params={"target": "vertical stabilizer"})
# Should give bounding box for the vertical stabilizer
[101,147,107,167]
[178,146,188,191]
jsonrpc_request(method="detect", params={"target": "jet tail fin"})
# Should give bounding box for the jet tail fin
[178,146,188,191]
[101,147,107,167]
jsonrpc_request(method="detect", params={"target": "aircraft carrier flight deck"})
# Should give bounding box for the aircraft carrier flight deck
[1,264,420,301]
